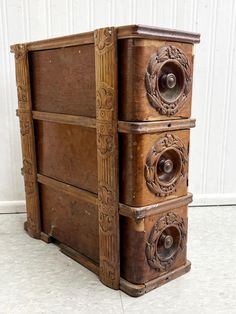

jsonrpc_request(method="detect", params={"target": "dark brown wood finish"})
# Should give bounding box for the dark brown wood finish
[118,39,194,121]
[120,204,189,284]
[11,25,200,297]
[32,111,96,128]
[37,174,97,205]
[120,129,190,206]
[120,261,191,297]
[118,118,195,134]
[39,183,99,263]
[29,45,96,117]
[34,120,98,194]
[119,193,192,220]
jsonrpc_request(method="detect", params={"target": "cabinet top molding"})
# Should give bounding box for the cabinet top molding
[10,24,200,52]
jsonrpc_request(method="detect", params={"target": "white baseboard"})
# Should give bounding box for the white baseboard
[191,193,236,206]
[0,194,235,214]
[0,200,26,214]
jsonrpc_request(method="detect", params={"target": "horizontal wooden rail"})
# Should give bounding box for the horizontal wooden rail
[119,193,193,219]
[10,25,200,52]
[118,119,196,134]
[32,111,96,128]
[32,111,195,134]
[37,174,97,205]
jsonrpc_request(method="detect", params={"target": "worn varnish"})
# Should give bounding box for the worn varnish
[118,39,194,121]
[29,44,96,117]
[120,129,191,206]
[11,25,200,297]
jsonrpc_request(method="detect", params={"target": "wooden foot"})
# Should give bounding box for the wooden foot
[24,221,41,239]
[40,232,53,243]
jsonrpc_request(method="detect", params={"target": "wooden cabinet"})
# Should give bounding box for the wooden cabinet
[11,25,200,296]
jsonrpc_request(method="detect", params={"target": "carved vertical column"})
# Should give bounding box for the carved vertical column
[94,28,120,289]
[11,44,41,238]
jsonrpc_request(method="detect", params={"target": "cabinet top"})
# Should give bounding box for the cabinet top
[11,24,200,52]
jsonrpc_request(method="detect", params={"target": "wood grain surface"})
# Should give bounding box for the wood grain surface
[11,24,200,296]
[29,45,96,117]
[95,27,120,289]
[120,129,190,206]
[34,120,98,194]
[118,39,193,121]
[120,205,188,284]
[13,44,41,238]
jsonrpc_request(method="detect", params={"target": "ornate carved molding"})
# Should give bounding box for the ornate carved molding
[95,28,115,52]
[145,45,191,116]
[12,44,41,238]
[19,119,30,136]
[13,44,28,61]
[146,212,186,272]
[17,85,28,102]
[145,133,188,196]
[95,27,120,289]
[22,159,33,175]
[97,121,113,156]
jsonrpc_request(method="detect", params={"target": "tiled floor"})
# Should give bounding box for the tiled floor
[0,207,235,314]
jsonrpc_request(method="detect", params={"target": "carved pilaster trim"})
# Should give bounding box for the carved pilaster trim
[95,27,120,289]
[12,44,41,238]
[145,45,191,116]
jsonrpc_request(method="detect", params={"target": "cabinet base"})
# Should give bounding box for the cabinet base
[120,260,191,297]
[24,223,191,297]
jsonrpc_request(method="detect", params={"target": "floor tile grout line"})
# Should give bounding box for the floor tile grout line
[0,212,26,215]
[119,290,125,314]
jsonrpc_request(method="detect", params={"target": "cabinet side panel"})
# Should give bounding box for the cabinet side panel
[34,120,98,194]
[40,184,99,263]
[29,44,96,117]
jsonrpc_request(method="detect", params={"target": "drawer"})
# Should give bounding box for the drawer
[120,129,190,206]
[118,39,194,121]
[120,200,189,284]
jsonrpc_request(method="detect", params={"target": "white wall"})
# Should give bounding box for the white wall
[1,0,236,211]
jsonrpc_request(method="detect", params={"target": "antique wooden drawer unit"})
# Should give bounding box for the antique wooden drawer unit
[11,25,200,296]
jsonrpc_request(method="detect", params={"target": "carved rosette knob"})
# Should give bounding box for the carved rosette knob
[161,73,177,89]
[158,158,174,174]
[144,134,188,197]
[145,45,192,116]
[160,233,174,249]
[146,212,187,272]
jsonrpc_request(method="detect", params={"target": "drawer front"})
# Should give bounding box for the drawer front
[40,184,99,263]
[120,129,189,206]
[121,205,188,284]
[35,120,98,194]
[118,39,193,121]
